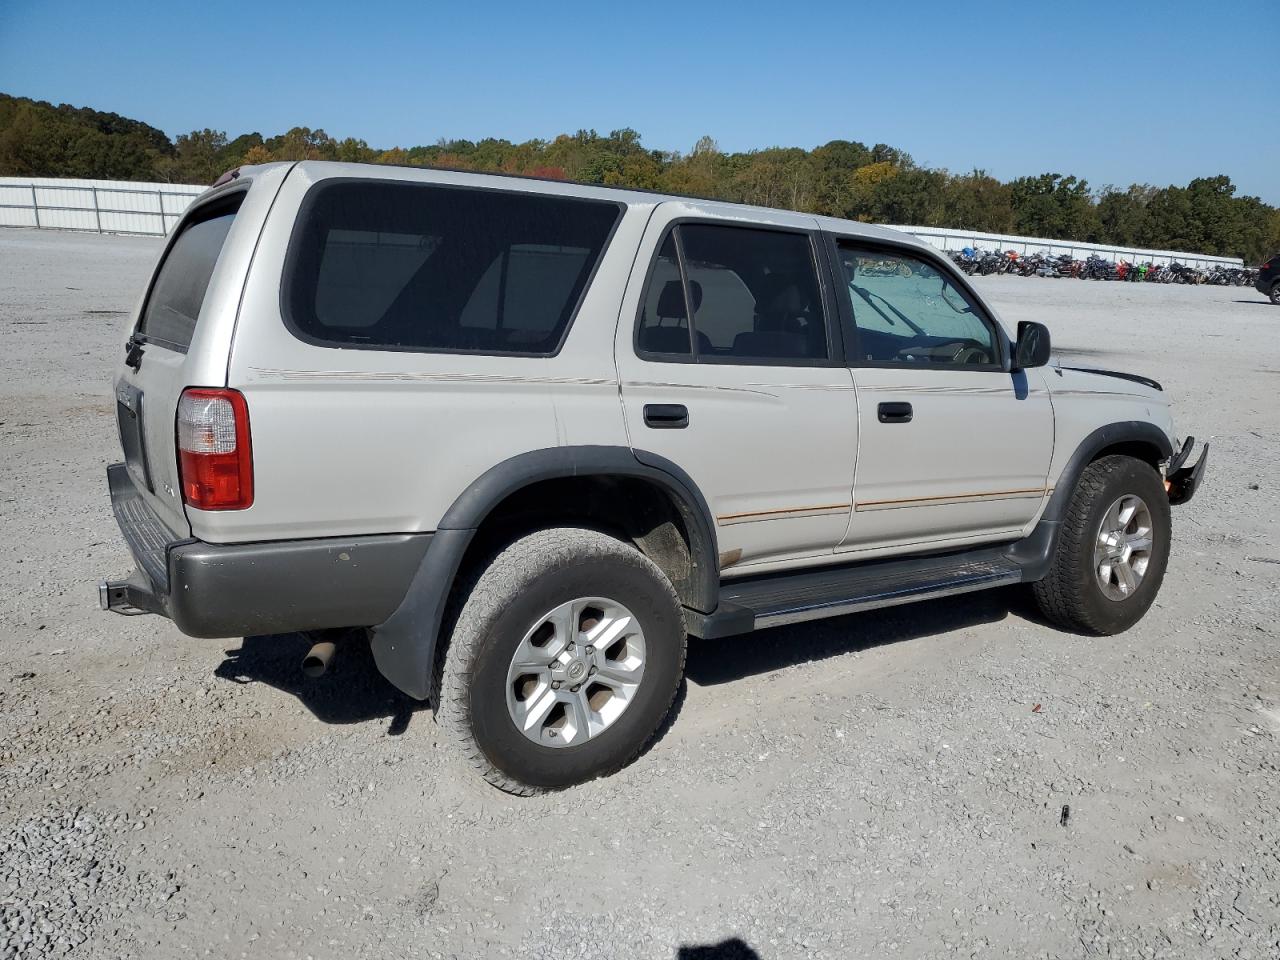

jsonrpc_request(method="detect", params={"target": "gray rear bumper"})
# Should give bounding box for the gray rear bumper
[101,463,431,639]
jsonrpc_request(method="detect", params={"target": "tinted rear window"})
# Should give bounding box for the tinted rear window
[283,180,622,355]
[138,195,243,350]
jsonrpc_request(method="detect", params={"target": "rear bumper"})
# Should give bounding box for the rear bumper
[100,463,431,638]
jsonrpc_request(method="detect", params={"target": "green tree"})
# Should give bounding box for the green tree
[942,170,1014,233]
[1,91,1277,260]
[1096,185,1153,246]
[165,129,228,183]
[1009,173,1099,240]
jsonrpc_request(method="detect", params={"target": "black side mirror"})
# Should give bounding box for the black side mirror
[1013,321,1051,370]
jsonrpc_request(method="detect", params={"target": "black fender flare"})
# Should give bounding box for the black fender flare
[369,446,719,701]
[1043,421,1173,523]
[1006,421,1174,580]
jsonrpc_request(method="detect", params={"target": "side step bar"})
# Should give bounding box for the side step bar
[687,547,1025,639]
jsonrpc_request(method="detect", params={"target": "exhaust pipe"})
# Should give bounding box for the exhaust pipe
[302,640,337,678]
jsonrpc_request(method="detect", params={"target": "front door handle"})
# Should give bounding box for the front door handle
[877,401,913,423]
[643,403,689,429]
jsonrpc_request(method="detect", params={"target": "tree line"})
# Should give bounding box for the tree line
[2,92,1276,262]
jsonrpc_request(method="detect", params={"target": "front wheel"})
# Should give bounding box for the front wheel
[436,527,686,794]
[1031,455,1172,634]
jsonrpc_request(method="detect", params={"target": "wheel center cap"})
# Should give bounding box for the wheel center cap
[567,660,587,681]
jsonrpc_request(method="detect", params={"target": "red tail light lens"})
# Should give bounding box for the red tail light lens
[176,388,253,510]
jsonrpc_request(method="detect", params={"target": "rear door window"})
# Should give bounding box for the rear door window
[137,194,243,351]
[636,234,692,356]
[637,223,829,364]
[284,180,622,355]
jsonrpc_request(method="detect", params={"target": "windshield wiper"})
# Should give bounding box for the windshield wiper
[849,285,926,336]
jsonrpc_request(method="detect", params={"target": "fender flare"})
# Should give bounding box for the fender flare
[1006,420,1174,581]
[370,445,719,701]
[1043,421,1173,523]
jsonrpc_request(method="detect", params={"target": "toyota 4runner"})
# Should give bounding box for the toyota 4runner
[100,162,1208,793]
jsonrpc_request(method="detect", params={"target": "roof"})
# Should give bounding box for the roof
[252,160,927,249]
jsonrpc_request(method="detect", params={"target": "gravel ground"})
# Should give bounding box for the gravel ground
[1,227,1278,960]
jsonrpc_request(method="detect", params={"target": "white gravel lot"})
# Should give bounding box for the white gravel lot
[1,227,1278,960]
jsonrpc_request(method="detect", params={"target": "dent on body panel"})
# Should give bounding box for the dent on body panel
[1044,368,1175,482]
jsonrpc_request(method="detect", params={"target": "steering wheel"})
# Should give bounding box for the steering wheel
[952,344,990,365]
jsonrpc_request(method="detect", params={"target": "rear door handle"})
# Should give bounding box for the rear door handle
[643,403,689,429]
[877,401,913,423]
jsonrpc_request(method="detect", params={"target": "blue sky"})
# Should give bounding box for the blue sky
[2,0,1275,203]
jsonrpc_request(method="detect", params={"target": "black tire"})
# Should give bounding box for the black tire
[1031,455,1171,635]
[435,527,686,795]
[1270,281,1280,306]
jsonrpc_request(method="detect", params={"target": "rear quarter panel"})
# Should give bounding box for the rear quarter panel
[112,165,292,538]
[206,165,648,543]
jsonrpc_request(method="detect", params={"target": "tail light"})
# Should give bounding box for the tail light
[176,388,253,510]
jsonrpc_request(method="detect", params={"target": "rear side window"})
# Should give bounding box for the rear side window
[138,194,243,351]
[284,180,622,355]
[637,223,828,364]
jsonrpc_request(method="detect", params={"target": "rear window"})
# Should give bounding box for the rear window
[283,180,622,355]
[138,194,243,351]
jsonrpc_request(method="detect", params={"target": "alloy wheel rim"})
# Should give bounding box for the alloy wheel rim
[505,597,646,748]
[1093,494,1154,601]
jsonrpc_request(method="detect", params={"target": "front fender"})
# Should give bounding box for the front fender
[1044,421,1174,523]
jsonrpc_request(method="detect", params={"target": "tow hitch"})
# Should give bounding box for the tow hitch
[1166,437,1208,506]
[98,571,162,617]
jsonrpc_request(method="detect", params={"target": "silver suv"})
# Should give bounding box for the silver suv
[101,161,1208,793]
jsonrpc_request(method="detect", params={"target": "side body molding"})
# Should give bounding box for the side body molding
[1004,420,1175,580]
[370,446,719,701]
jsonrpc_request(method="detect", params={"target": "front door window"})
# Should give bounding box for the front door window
[836,245,999,368]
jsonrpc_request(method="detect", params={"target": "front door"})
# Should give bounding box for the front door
[615,206,858,572]
[827,237,1055,553]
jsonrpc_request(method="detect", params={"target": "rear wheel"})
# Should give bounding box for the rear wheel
[1031,455,1171,634]
[436,527,686,794]
[1270,281,1280,305]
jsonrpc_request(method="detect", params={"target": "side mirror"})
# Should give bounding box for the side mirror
[1013,321,1051,370]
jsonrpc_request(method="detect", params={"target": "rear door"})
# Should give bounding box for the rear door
[113,187,251,536]
[615,206,858,572]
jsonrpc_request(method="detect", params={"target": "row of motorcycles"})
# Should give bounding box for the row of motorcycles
[949,248,1259,286]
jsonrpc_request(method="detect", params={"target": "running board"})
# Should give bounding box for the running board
[687,547,1025,638]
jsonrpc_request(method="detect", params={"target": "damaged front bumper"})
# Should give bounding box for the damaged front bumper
[1166,437,1208,506]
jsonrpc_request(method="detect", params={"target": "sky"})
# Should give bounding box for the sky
[1,0,1276,203]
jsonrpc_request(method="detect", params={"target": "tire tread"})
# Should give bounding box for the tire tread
[434,527,685,795]
[1032,455,1167,634]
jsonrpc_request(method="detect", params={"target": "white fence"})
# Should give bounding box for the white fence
[886,224,1243,269]
[0,177,1248,268]
[0,177,206,236]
